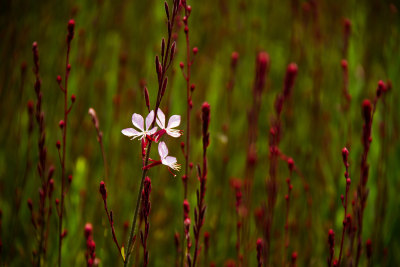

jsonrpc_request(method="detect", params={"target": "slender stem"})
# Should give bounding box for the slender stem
[124,142,152,266]
[58,41,70,267]
[184,12,191,200]
[99,138,108,181]
[338,164,350,265]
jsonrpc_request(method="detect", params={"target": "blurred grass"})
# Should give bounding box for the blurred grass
[1,0,399,266]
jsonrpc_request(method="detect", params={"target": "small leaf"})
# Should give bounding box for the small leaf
[121,246,126,261]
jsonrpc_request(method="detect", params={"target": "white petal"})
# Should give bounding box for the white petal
[121,128,140,137]
[166,129,182,138]
[156,108,166,129]
[162,155,177,166]
[167,115,181,129]
[132,113,144,131]
[148,127,158,135]
[158,141,169,158]
[145,110,155,130]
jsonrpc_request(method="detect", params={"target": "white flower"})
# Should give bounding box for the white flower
[122,110,158,140]
[156,109,182,138]
[158,141,180,171]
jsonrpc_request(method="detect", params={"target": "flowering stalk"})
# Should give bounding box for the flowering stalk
[354,81,386,266]
[179,2,197,263]
[337,147,351,266]
[192,102,210,267]
[55,19,76,267]
[140,177,152,267]
[243,52,269,264]
[123,1,180,266]
[244,52,269,199]
[373,81,391,259]
[31,41,57,267]
[84,223,97,267]
[179,0,197,199]
[264,63,298,264]
[88,108,108,181]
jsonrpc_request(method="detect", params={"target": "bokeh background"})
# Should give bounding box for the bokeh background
[1,0,399,266]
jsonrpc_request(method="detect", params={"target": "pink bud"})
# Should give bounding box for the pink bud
[362,99,372,125]
[287,158,294,172]
[183,199,190,219]
[59,120,65,129]
[71,94,76,103]
[84,223,93,239]
[99,181,107,201]
[377,80,386,98]
[283,63,298,98]
[192,47,198,55]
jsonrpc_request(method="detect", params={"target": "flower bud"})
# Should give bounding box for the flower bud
[59,120,65,129]
[67,19,75,42]
[99,181,107,201]
[362,99,372,125]
[84,223,93,239]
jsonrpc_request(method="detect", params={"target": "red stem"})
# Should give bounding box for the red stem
[58,36,71,267]
[338,164,350,265]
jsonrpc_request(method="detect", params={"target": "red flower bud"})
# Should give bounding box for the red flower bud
[84,223,93,239]
[362,99,372,125]
[99,181,107,201]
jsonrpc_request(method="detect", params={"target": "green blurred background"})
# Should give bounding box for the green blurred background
[1,0,399,266]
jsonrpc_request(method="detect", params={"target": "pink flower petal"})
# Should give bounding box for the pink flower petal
[132,113,144,131]
[156,108,166,129]
[162,155,177,166]
[158,141,169,158]
[167,115,181,129]
[145,110,155,130]
[121,128,141,138]
[167,129,181,138]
